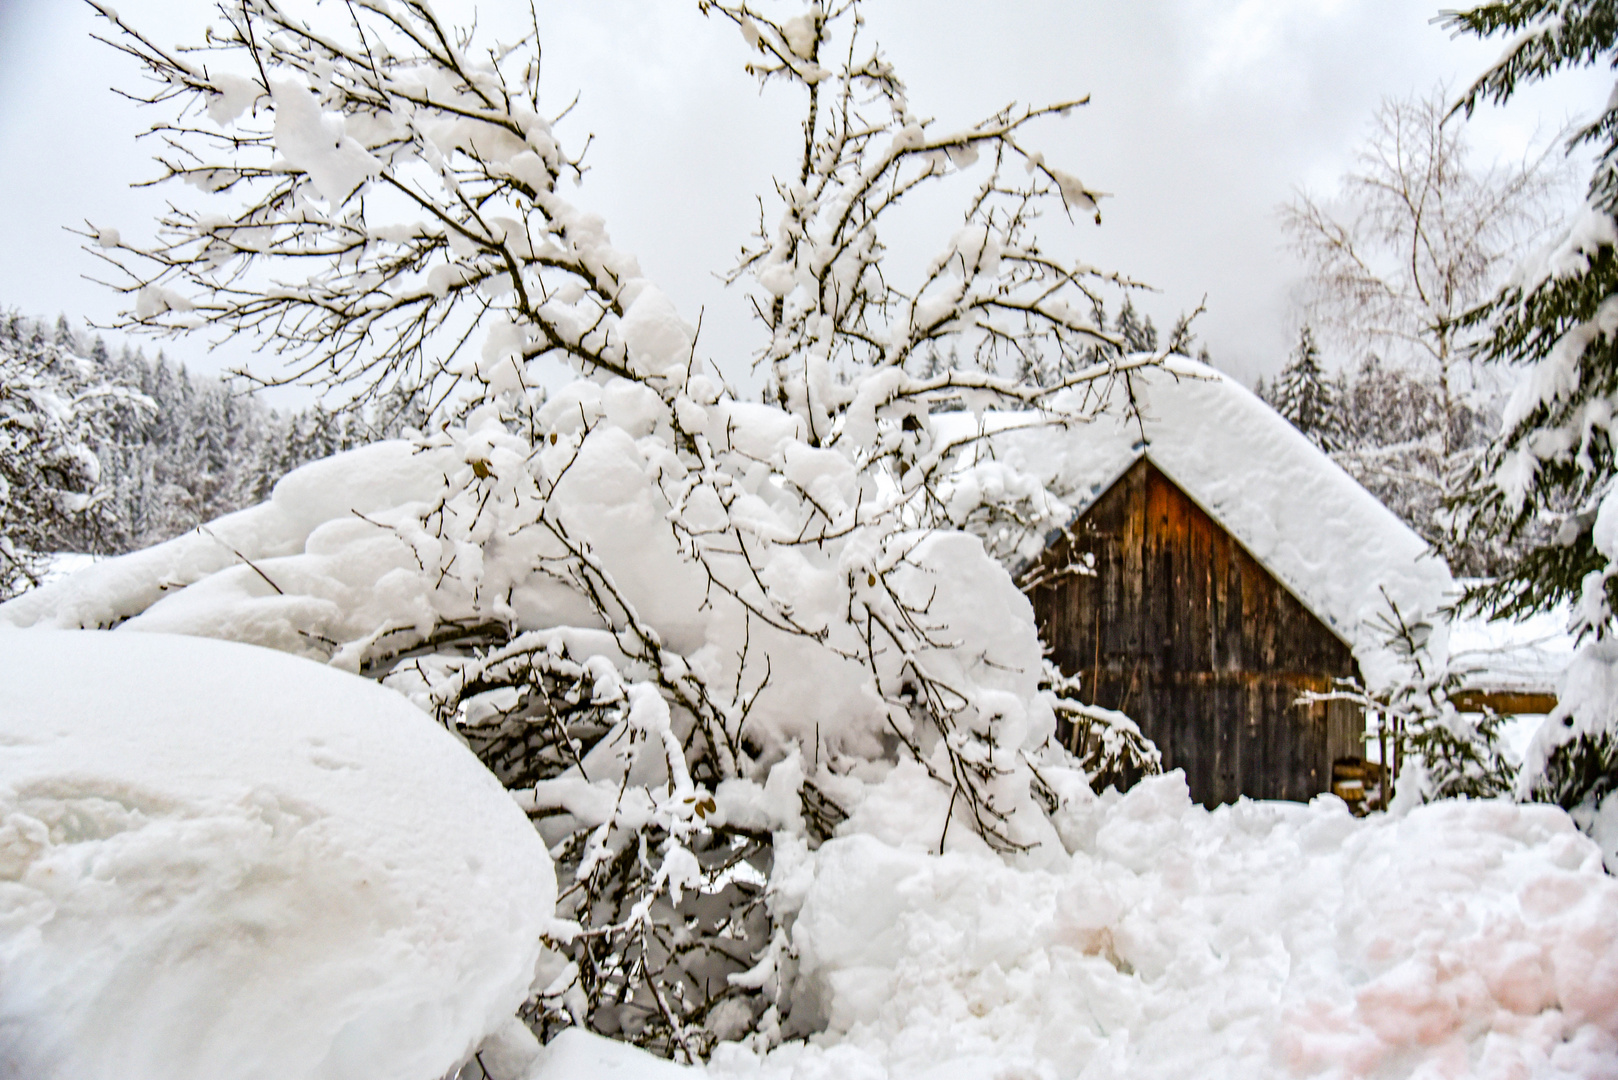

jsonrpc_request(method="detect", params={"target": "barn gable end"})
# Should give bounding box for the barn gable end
[1024,457,1363,807]
[945,359,1456,695]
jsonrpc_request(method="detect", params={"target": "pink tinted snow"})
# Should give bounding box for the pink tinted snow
[756,775,1618,1080]
[526,775,1618,1080]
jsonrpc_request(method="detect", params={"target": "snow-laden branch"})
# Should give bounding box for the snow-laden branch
[84,0,645,405]
[702,1,1134,443]
[52,0,1168,1060]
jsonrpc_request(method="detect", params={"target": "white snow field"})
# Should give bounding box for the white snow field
[0,638,1615,1080]
[735,779,1618,1080]
[530,774,1618,1080]
[0,630,555,1080]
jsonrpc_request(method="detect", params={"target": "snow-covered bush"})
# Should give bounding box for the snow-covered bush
[1039,661,1162,792]
[1521,638,1618,870]
[10,0,1161,1059]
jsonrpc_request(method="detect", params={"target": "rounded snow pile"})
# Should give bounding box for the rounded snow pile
[0,630,555,1080]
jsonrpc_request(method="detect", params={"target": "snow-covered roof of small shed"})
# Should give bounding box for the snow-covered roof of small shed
[1448,601,1574,697]
[941,357,1456,691]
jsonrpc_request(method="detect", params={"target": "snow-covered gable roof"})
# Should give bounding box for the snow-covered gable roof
[953,357,1456,690]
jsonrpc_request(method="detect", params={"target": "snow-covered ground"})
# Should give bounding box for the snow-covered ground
[5,630,1615,1080]
[753,779,1618,1080]
[531,772,1618,1080]
[0,630,555,1080]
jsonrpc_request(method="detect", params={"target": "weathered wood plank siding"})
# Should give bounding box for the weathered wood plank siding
[1026,458,1360,807]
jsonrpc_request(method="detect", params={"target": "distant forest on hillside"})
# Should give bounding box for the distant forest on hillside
[4,304,1521,581]
[1,311,425,567]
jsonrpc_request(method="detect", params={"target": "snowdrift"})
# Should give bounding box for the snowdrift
[0,630,555,1080]
[753,776,1618,1080]
[534,775,1618,1080]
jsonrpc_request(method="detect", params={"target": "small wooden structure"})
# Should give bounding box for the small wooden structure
[950,359,1457,808]
[1022,457,1363,807]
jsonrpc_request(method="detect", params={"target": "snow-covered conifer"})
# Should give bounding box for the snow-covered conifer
[1442,1,1618,857]
[1304,597,1516,809]
[1443,3,1618,624]
[1269,326,1343,450]
[1112,296,1158,354]
[0,319,101,596]
[0,313,156,590]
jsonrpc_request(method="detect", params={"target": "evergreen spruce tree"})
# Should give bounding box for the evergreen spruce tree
[1444,1,1618,832]
[0,314,127,594]
[1270,326,1342,450]
[369,381,431,441]
[1445,1,1618,622]
[0,310,396,562]
[1113,297,1158,354]
[1166,310,1208,362]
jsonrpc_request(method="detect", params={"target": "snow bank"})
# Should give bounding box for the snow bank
[0,630,554,1080]
[943,359,1456,690]
[707,775,1618,1080]
[496,773,1618,1080]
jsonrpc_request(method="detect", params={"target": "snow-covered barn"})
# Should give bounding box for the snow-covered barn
[964,359,1455,807]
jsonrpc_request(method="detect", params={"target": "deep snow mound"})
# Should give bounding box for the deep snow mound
[744,775,1618,1080]
[0,630,554,1080]
[495,772,1618,1080]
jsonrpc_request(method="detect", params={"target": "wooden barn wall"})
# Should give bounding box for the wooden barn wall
[1026,458,1360,807]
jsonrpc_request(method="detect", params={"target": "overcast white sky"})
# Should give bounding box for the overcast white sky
[0,0,1606,402]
